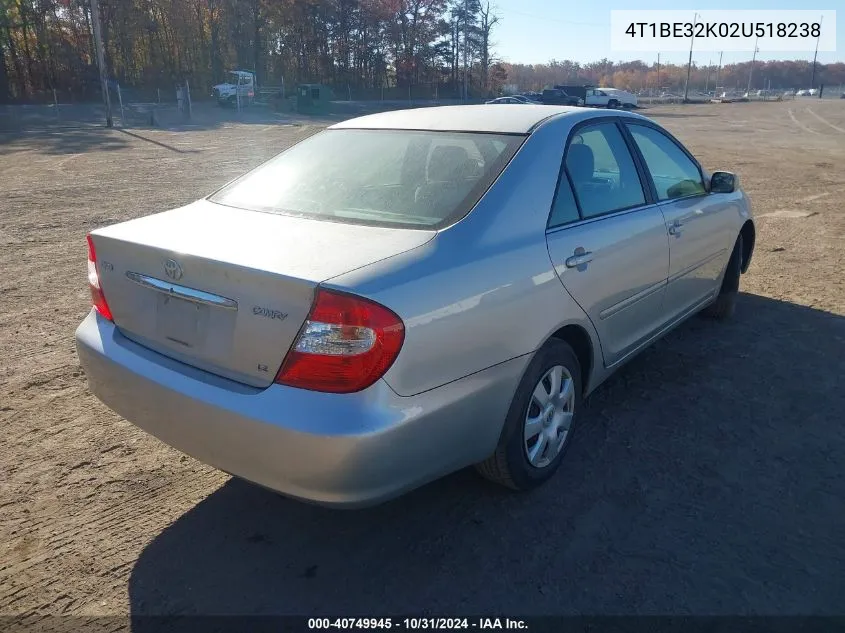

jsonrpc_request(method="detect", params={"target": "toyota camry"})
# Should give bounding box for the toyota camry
[76,105,755,507]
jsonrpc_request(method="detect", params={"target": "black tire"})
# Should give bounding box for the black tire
[476,339,583,491]
[702,234,743,320]
[607,99,620,109]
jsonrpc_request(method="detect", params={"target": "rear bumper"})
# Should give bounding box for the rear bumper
[75,311,526,507]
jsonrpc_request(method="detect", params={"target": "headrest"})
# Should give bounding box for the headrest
[567,143,595,183]
[428,145,472,182]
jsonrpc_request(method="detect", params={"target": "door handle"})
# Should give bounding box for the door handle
[565,248,594,268]
[669,219,684,236]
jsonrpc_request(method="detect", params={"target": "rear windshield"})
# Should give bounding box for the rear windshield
[208,129,525,229]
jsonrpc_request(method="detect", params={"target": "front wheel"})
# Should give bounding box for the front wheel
[476,339,582,491]
[701,234,743,320]
[607,99,620,109]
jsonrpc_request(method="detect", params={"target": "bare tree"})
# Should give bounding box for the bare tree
[477,1,498,94]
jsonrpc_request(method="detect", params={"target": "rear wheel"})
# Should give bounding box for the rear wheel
[607,99,620,109]
[476,339,582,491]
[702,234,743,320]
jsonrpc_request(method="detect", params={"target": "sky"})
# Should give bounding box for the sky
[492,0,842,66]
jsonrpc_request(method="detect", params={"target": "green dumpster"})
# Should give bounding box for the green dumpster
[297,84,334,115]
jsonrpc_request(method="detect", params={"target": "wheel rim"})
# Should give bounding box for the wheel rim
[523,365,575,468]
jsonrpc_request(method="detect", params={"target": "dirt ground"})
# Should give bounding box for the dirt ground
[1,101,844,620]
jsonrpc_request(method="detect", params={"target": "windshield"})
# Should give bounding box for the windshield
[208,129,525,229]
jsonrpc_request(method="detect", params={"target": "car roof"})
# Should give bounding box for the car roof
[328,104,582,134]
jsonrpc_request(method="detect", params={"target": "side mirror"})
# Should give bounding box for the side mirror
[710,171,737,194]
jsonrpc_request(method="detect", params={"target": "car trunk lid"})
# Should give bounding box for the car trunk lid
[90,200,434,387]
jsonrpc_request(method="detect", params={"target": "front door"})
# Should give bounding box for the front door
[624,122,735,318]
[546,120,670,367]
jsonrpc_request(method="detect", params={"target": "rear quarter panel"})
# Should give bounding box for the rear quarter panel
[326,116,602,397]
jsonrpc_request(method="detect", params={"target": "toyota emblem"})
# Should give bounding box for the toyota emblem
[164,259,183,281]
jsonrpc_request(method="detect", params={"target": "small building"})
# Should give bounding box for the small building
[296,84,334,114]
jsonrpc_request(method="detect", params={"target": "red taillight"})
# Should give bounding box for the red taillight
[86,234,113,322]
[275,289,405,393]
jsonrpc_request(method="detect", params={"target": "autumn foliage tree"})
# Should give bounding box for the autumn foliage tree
[0,0,504,102]
[2,1,842,104]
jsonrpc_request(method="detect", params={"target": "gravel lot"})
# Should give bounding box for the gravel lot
[1,101,845,619]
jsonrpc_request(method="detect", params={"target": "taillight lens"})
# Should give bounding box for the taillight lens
[275,289,405,393]
[86,234,113,321]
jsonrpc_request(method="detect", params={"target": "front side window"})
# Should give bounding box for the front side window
[627,124,706,201]
[564,122,646,219]
[209,129,524,229]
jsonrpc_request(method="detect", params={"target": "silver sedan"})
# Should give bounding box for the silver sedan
[76,105,756,507]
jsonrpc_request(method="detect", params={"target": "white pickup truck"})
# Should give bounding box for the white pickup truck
[554,85,638,108]
[211,70,256,107]
[598,88,638,108]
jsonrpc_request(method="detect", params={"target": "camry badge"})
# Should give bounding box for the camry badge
[253,306,288,321]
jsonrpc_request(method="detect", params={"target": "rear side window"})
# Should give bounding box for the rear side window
[565,122,646,219]
[627,124,705,200]
[548,172,580,228]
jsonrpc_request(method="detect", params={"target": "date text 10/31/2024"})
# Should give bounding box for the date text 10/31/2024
[307,618,529,630]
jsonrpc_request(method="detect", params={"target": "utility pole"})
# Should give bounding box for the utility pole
[90,0,112,127]
[683,12,698,102]
[811,14,823,89]
[704,57,712,93]
[656,53,660,94]
[747,37,759,95]
[715,51,723,94]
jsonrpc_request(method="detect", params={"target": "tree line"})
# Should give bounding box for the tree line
[1,0,843,104]
[0,0,504,103]
[504,59,845,95]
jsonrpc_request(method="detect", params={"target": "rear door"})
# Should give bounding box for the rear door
[624,122,736,319]
[546,119,670,367]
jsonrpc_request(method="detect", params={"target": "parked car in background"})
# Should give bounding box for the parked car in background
[717,91,747,102]
[486,96,529,104]
[77,105,756,508]
[510,94,540,104]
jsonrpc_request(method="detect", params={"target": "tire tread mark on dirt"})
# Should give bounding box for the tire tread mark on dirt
[806,108,845,134]
[787,108,821,135]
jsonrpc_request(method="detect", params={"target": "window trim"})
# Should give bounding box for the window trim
[546,115,654,230]
[622,120,709,204]
[547,200,664,236]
